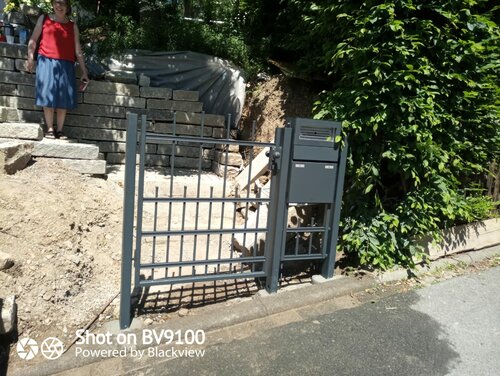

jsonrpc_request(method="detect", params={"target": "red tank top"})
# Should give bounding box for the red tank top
[38,16,76,62]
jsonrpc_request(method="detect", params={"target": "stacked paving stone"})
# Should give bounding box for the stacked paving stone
[0,42,244,175]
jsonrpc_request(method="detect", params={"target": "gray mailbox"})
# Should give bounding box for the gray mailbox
[266,117,348,292]
[287,118,342,204]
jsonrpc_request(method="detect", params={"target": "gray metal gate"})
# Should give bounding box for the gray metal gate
[120,113,347,329]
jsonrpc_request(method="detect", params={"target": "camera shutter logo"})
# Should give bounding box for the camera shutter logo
[16,338,39,360]
[41,337,65,360]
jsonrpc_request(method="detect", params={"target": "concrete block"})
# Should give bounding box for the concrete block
[0,138,34,174]
[0,96,37,110]
[212,161,240,177]
[32,138,99,160]
[12,109,43,123]
[173,111,225,127]
[0,57,15,71]
[69,103,126,118]
[84,80,140,97]
[15,59,28,72]
[147,99,203,113]
[84,93,146,109]
[140,87,172,99]
[0,70,35,86]
[0,83,17,96]
[157,144,210,159]
[175,156,211,170]
[0,42,27,59]
[173,90,199,101]
[214,150,243,166]
[60,158,107,175]
[216,143,240,152]
[92,141,156,154]
[0,296,17,335]
[105,70,137,85]
[63,126,127,142]
[64,114,127,130]
[152,122,212,137]
[0,107,22,122]
[213,127,226,139]
[0,122,43,140]
[138,74,150,87]
[15,84,35,98]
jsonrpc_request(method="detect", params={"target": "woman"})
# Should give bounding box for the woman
[26,0,89,139]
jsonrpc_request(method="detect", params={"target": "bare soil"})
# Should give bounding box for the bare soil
[0,158,123,343]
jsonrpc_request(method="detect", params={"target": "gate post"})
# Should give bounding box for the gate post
[120,113,138,329]
[321,138,348,279]
[265,127,293,293]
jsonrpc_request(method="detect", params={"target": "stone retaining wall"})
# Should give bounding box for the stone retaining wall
[0,42,241,173]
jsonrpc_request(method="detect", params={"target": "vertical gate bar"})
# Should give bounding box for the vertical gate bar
[192,113,204,275]
[320,204,331,257]
[242,120,256,247]
[321,138,349,279]
[229,200,237,271]
[179,186,187,276]
[308,232,314,254]
[205,187,214,274]
[294,231,300,256]
[134,115,147,288]
[120,112,138,330]
[252,188,262,272]
[265,127,292,293]
[216,114,231,273]
[165,112,177,278]
[151,186,159,279]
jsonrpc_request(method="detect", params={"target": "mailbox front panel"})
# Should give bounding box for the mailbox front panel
[287,161,337,204]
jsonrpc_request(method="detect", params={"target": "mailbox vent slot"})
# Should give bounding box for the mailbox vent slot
[299,126,333,141]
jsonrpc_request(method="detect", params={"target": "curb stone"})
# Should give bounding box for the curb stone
[11,245,500,376]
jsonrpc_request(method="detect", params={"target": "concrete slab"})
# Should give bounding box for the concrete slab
[32,138,99,160]
[60,158,107,175]
[0,122,43,140]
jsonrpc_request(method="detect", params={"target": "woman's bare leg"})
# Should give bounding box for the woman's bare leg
[56,109,67,133]
[43,107,55,133]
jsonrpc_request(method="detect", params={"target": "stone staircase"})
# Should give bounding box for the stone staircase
[0,122,106,175]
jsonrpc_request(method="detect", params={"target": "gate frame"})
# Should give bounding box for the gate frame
[120,114,348,329]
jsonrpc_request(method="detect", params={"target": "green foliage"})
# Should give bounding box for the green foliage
[300,0,500,268]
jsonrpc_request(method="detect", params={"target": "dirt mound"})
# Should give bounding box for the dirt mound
[240,74,319,143]
[0,158,123,342]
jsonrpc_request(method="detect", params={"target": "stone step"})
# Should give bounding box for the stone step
[33,138,100,160]
[0,122,43,141]
[34,157,107,175]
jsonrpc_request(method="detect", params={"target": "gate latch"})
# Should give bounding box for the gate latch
[266,146,281,175]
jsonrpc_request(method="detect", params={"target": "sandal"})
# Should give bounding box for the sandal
[55,131,68,140]
[45,130,55,139]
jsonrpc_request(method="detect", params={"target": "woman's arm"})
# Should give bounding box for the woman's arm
[26,15,44,73]
[73,22,89,82]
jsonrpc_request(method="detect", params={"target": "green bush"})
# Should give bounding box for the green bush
[301,1,500,268]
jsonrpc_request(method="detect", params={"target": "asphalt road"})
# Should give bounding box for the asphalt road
[150,266,500,376]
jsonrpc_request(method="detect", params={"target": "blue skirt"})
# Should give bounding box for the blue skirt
[36,55,77,110]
